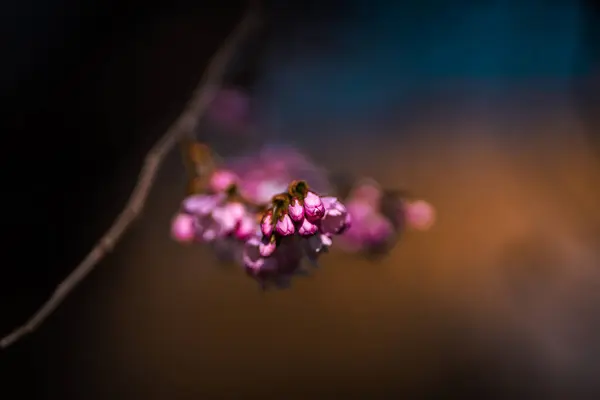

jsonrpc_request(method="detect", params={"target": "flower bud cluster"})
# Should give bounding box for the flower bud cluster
[338,179,436,254]
[170,165,435,289]
[242,180,351,274]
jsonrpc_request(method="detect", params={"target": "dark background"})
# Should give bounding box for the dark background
[3,0,600,398]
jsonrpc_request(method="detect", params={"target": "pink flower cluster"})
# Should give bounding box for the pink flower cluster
[170,144,435,289]
[171,165,350,288]
[224,144,332,206]
[242,180,351,276]
[171,168,258,245]
[338,179,435,254]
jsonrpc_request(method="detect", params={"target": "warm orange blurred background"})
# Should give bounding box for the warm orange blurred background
[46,95,598,398]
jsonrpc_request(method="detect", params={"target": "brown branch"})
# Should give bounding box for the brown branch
[1,9,260,349]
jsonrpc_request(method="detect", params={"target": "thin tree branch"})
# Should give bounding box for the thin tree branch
[1,9,260,349]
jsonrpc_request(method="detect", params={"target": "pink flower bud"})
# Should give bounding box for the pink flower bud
[170,213,196,243]
[303,191,325,221]
[212,202,246,234]
[298,218,318,236]
[209,169,239,193]
[235,214,257,240]
[259,240,277,257]
[275,214,295,236]
[260,211,274,237]
[288,198,304,222]
[243,237,265,272]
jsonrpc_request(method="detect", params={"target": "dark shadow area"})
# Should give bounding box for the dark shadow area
[2,0,246,398]
[2,0,600,399]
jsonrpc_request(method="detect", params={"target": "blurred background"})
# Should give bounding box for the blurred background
[2,0,600,398]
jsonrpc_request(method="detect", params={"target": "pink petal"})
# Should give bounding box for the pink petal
[243,238,265,272]
[320,207,350,235]
[235,215,257,240]
[321,196,345,213]
[170,213,196,243]
[182,194,222,216]
[298,218,318,236]
[259,240,277,257]
[212,203,245,234]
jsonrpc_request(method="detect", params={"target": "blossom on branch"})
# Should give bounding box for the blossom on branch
[241,180,350,288]
[338,179,436,255]
[225,145,332,206]
[170,143,435,290]
[171,178,256,244]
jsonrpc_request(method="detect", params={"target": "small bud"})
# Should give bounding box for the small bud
[235,214,257,240]
[298,218,318,236]
[243,237,265,273]
[288,198,304,222]
[303,191,325,221]
[259,240,277,257]
[170,213,196,243]
[275,214,295,236]
[260,211,274,237]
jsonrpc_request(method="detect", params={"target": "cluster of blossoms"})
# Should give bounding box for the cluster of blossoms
[170,169,257,245]
[170,144,435,289]
[339,179,435,255]
[170,155,351,288]
[242,180,351,278]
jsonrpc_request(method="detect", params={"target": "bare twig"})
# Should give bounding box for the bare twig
[1,9,260,349]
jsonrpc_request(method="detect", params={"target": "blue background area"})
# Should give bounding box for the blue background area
[256,1,595,125]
